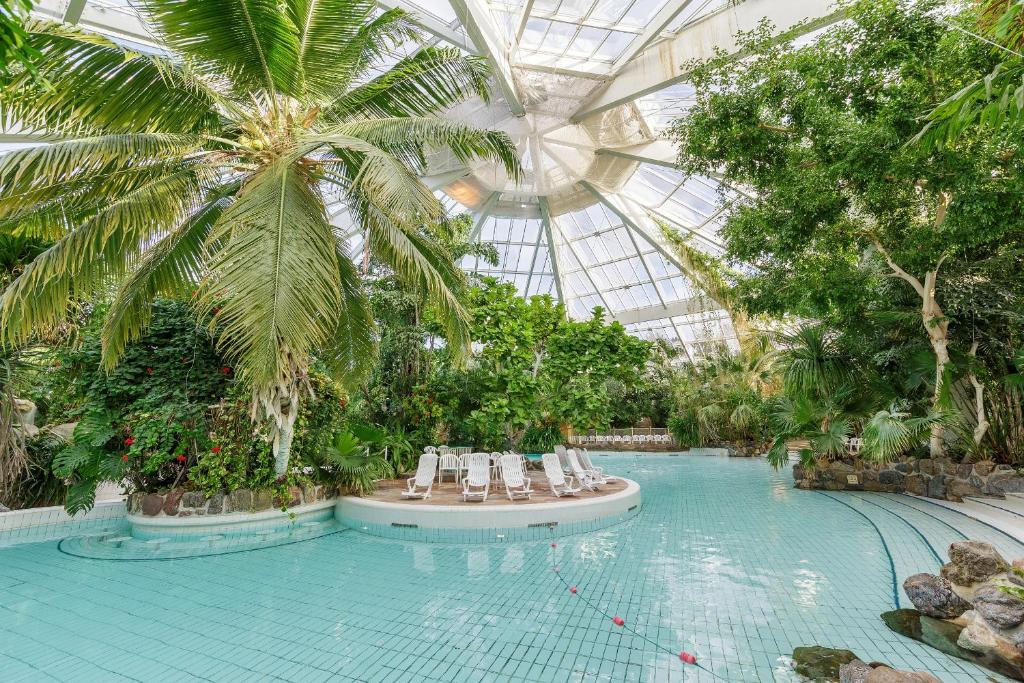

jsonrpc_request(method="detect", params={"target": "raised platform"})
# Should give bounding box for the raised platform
[337,476,641,543]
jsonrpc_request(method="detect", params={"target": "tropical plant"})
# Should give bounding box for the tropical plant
[916,0,1024,147]
[0,0,37,79]
[0,0,521,478]
[311,429,393,495]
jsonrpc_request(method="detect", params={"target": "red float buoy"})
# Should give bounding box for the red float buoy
[550,542,557,548]
[612,616,625,627]
[569,586,577,594]
[679,652,696,665]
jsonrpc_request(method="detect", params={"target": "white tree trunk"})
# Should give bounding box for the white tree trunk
[274,420,294,476]
[968,341,990,447]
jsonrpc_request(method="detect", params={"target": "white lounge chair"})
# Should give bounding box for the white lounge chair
[499,453,532,500]
[554,444,571,473]
[566,449,602,491]
[438,452,460,484]
[542,453,581,497]
[578,449,616,482]
[462,453,491,502]
[402,453,438,499]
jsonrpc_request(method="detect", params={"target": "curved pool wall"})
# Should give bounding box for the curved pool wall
[337,478,641,543]
[2,454,1024,682]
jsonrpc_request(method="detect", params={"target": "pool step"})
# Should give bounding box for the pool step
[928,497,1024,543]
[967,495,1024,518]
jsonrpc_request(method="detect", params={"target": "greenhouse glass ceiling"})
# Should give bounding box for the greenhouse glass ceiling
[17,0,839,360]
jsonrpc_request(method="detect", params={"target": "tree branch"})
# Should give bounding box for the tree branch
[869,234,924,296]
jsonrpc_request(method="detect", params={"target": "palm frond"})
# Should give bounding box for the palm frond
[1,19,222,135]
[329,117,522,182]
[202,159,341,396]
[140,0,299,98]
[101,185,238,369]
[287,0,417,100]
[322,47,492,121]
[319,237,377,391]
[0,165,205,346]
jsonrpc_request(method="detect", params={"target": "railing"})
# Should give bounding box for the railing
[568,428,674,446]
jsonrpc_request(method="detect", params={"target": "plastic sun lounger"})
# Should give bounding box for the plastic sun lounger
[402,453,438,499]
[566,449,602,491]
[554,444,571,473]
[578,449,616,483]
[542,453,581,497]
[462,453,491,502]
[499,453,533,501]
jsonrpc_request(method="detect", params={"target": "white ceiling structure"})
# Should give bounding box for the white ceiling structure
[22,0,840,360]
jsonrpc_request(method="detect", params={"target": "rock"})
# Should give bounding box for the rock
[926,474,949,499]
[162,489,184,516]
[839,659,873,683]
[180,491,207,509]
[974,461,995,477]
[126,493,142,514]
[793,463,806,481]
[894,462,911,474]
[13,398,37,427]
[864,668,940,683]
[956,463,973,479]
[917,459,936,475]
[879,470,904,487]
[956,615,998,654]
[253,489,274,511]
[903,573,971,618]
[44,421,78,443]
[140,493,164,516]
[904,474,928,496]
[206,492,225,515]
[946,478,983,501]
[792,646,858,681]
[230,488,253,512]
[882,609,924,640]
[973,585,1024,629]
[288,485,302,506]
[986,470,1024,495]
[942,541,1008,586]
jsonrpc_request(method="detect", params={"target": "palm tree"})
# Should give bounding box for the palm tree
[0,0,521,475]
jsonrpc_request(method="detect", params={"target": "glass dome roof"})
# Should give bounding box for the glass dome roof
[19,0,839,360]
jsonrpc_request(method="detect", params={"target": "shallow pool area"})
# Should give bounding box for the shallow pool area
[2,455,1022,682]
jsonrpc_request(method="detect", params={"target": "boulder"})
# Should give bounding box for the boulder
[253,489,274,511]
[972,585,1024,629]
[863,668,940,683]
[917,459,936,476]
[162,489,184,516]
[956,614,998,654]
[926,474,949,499]
[878,470,904,487]
[956,463,973,479]
[941,541,1008,586]
[904,474,928,496]
[13,398,37,427]
[792,646,858,681]
[839,659,872,683]
[903,573,971,618]
[180,491,207,509]
[44,421,78,443]
[946,478,983,502]
[141,493,164,516]
[894,462,911,474]
[973,461,995,477]
[206,492,225,515]
[126,493,142,514]
[230,488,253,512]
[986,470,1024,495]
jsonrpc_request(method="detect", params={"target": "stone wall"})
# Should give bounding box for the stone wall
[127,485,334,517]
[794,458,1024,502]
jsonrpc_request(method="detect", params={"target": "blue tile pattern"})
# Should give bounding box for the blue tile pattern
[1,455,1021,682]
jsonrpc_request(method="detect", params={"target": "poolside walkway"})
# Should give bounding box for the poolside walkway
[366,475,629,506]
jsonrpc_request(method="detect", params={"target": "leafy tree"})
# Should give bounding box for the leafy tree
[669,0,1024,456]
[0,0,37,79]
[0,0,520,476]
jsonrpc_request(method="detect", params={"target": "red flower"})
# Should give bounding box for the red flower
[211,446,222,454]
[145,367,153,375]
[176,455,187,463]
[221,367,231,375]
[121,455,129,462]
[124,437,134,446]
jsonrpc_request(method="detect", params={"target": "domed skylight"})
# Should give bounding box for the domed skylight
[19,0,839,359]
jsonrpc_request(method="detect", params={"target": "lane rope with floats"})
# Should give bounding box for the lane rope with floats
[545,539,727,680]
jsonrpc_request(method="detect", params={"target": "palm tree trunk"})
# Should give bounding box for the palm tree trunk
[274,420,294,476]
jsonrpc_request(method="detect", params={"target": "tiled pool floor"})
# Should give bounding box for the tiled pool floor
[1,455,1020,682]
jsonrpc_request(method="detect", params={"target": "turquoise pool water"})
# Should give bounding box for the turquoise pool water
[1,455,1021,682]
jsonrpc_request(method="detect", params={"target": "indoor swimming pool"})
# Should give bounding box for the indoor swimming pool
[1,455,1019,682]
